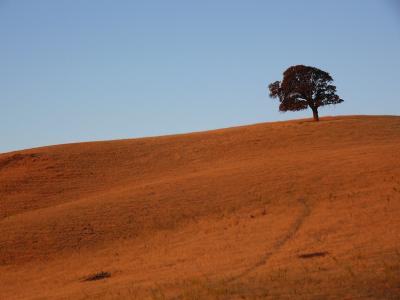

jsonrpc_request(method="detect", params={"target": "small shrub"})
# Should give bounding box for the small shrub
[82,271,111,282]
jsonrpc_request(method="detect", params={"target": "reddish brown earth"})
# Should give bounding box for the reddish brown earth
[0,115,399,299]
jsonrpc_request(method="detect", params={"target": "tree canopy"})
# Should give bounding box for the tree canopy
[268,65,343,121]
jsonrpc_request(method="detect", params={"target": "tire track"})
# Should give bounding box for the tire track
[224,198,311,284]
[171,199,311,300]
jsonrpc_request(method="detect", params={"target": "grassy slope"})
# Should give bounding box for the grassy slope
[0,115,399,299]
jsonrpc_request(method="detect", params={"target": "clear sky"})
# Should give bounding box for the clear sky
[1,0,399,153]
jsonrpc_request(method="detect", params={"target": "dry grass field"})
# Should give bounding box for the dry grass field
[1,115,399,299]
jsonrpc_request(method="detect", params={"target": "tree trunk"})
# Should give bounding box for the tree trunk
[312,107,319,121]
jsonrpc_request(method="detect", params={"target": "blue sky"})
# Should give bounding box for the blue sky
[1,0,399,153]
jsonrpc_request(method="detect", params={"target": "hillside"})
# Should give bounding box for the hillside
[1,115,399,299]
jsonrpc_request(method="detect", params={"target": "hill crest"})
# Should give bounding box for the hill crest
[1,115,399,299]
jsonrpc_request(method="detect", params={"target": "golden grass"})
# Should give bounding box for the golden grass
[1,115,399,299]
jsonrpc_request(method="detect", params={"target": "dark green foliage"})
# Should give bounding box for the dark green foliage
[268,65,343,121]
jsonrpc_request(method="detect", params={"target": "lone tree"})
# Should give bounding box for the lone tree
[268,65,343,121]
